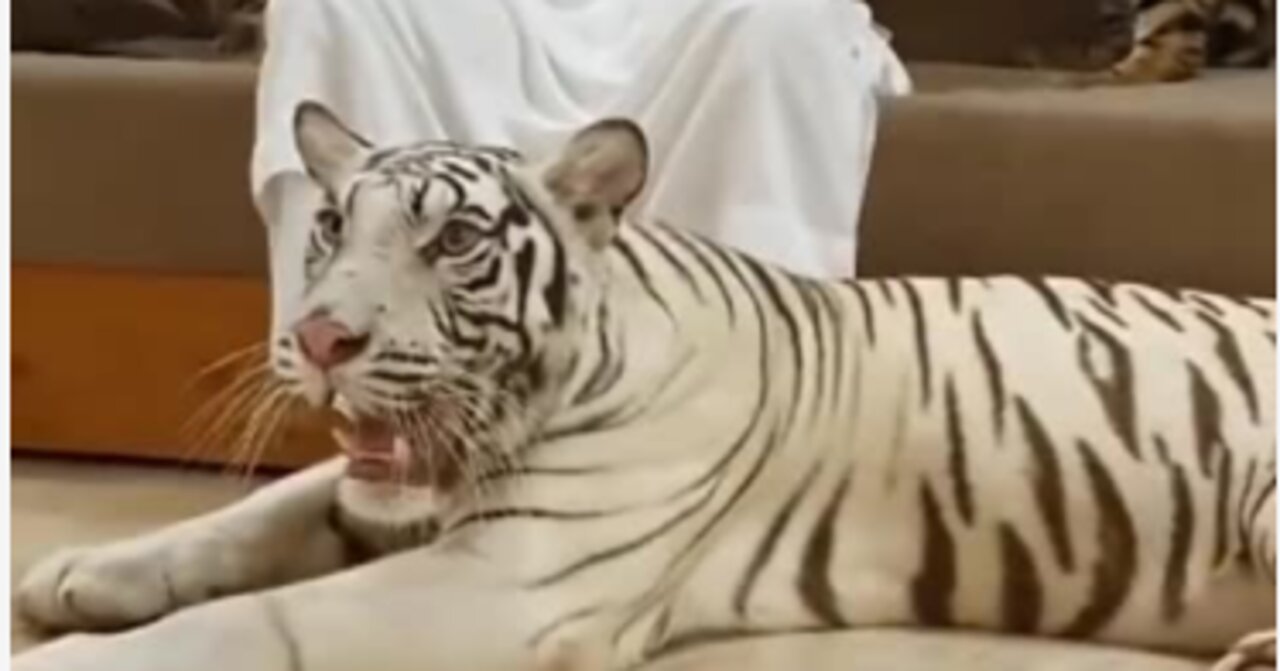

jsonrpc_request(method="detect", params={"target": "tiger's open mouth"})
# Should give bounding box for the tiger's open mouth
[330,413,465,491]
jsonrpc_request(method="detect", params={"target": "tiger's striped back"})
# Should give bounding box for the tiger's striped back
[451,221,1275,667]
[672,270,1274,656]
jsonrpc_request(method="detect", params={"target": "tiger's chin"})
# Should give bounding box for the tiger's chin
[317,411,450,553]
[334,477,447,557]
[317,382,533,555]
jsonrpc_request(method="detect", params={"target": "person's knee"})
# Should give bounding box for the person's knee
[264,0,343,40]
[720,0,836,59]
[730,0,831,32]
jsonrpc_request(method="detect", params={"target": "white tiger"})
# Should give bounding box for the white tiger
[13,102,1276,671]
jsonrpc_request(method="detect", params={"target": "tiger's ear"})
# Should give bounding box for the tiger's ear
[542,119,648,248]
[293,101,373,193]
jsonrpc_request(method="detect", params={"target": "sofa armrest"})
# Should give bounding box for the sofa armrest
[859,66,1276,296]
[13,53,264,275]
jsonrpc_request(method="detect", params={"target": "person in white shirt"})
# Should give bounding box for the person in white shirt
[252,0,910,336]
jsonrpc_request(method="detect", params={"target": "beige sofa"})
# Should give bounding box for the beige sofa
[13,56,1274,288]
[11,11,1276,467]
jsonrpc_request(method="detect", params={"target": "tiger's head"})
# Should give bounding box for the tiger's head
[275,102,648,534]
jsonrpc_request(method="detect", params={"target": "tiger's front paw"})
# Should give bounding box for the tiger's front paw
[16,542,179,633]
[1212,630,1277,671]
[15,595,298,671]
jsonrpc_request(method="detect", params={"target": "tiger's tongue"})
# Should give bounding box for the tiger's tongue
[340,417,400,482]
[331,414,449,488]
[352,416,394,454]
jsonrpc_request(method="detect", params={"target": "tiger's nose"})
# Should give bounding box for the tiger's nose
[293,314,370,371]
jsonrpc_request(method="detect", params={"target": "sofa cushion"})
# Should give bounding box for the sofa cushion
[858,64,1276,296]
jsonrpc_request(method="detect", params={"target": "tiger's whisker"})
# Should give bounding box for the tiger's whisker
[222,382,289,479]
[180,363,272,447]
[237,389,296,483]
[434,405,489,502]
[181,341,270,396]
[182,371,277,466]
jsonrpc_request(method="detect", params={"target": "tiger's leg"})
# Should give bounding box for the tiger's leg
[1212,474,1277,671]
[16,459,351,633]
[12,545,572,671]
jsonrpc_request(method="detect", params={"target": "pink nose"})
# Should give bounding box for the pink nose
[293,315,369,370]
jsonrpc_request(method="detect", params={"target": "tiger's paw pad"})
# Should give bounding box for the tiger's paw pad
[16,544,178,633]
[1212,630,1277,671]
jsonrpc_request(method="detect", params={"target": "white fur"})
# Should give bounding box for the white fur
[15,114,1276,671]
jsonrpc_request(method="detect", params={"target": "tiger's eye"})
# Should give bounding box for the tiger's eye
[316,208,343,239]
[438,220,483,256]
